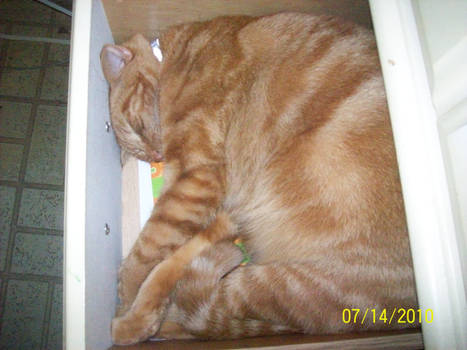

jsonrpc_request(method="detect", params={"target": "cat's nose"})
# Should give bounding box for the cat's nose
[151,150,163,162]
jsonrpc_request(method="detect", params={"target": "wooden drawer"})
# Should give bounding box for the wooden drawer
[64,0,467,348]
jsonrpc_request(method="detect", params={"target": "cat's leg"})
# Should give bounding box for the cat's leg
[117,165,225,315]
[111,211,236,345]
[163,250,418,339]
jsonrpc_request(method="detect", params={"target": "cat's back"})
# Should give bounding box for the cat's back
[159,14,404,263]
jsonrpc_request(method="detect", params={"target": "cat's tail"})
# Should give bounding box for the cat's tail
[159,240,298,339]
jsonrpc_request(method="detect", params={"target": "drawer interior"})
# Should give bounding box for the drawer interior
[82,0,423,348]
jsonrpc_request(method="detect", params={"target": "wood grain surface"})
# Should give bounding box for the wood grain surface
[102,0,372,43]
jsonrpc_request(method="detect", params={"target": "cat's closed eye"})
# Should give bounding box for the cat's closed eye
[101,34,163,163]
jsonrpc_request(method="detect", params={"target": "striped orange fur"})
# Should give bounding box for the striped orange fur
[101,13,418,345]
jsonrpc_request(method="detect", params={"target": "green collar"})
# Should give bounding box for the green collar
[234,238,251,266]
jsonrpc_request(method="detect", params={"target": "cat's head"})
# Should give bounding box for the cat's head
[101,34,163,163]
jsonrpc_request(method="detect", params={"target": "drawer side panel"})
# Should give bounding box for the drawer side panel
[85,0,121,348]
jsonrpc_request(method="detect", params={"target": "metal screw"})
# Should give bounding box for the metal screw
[105,121,111,132]
[104,223,110,235]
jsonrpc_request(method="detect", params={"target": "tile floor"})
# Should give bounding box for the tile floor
[0,1,71,349]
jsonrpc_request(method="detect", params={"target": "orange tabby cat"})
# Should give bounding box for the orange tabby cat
[101,13,418,345]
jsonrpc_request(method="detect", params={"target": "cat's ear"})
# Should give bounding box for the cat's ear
[100,44,134,83]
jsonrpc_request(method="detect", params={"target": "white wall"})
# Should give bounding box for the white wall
[416,0,467,64]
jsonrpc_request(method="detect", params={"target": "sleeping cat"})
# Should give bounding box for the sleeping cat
[101,13,418,345]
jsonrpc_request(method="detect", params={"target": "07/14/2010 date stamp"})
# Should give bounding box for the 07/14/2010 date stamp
[342,308,433,325]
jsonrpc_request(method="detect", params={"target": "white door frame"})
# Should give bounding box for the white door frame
[369,1,467,349]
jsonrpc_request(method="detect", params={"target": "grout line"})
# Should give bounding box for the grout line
[0,180,64,191]
[40,282,55,349]
[0,19,49,27]
[0,33,69,45]
[36,0,72,17]
[0,22,12,89]
[0,22,13,335]
[0,94,67,106]
[0,276,7,338]
[0,137,25,144]
[24,182,64,191]
[15,226,63,237]
[0,271,62,284]
[0,180,19,187]
[0,20,65,29]
[0,185,22,334]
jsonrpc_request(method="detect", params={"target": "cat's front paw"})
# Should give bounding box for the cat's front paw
[111,303,168,345]
[112,315,150,345]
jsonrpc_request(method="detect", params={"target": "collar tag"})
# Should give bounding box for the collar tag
[151,38,163,62]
